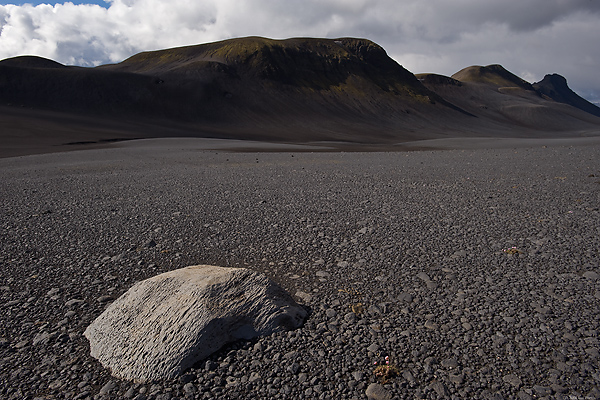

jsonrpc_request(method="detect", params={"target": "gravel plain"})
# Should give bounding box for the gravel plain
[1,138,599,400]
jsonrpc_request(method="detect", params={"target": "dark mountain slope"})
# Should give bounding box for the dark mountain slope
[0,55,66,69]
[103,37,425,93]
[1,37,472,145]
[0,56,221,121]
[420,65,600,132]
[533,74,600,118]
[100,36,467,123]
[1,38,599,157]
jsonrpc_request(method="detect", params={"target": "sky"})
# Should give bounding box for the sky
[0,0,599,104]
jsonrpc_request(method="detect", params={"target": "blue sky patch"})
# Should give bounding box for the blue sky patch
[0,1,108,7]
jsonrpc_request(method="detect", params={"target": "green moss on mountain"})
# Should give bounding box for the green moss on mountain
[108,37,427,96]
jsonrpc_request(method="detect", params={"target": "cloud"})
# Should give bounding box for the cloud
[0,0,599,103]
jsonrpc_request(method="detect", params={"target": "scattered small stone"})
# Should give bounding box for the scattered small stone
[503,374,522,388]
[449,373,464,384]
[365,383,392,400]
[34,332,55,346]
[99,380,117,395]
[65,298,84,307]
[287,362,300,374]
[398,292,413,303]
[295,291,312,303]
[551,384,567,394]
[352,371,364,381]
[417,272,431,282]
[253,342,264,352]
[430,380,450,397]
[179,373,195,384]
[424,319,439,330]
[325,308,337,318]
[441,357,459,369]
[367,343,380,353]
[344,312,357,323]
[583,271,599,280]
[97,295,113,303]
[249,372,261,383]
[48,379,63,390]
[183,382,196,394]
[124,387,136,398]
[402,370,416,385]
[533,385,553,396]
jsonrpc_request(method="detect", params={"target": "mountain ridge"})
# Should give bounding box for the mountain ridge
[1,36,599,157]
[452,64,536,91]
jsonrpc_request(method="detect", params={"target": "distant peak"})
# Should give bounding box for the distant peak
[452,64,533,91]
[0,55,65,69]
[538,73,567,86]
[533,73,600,118]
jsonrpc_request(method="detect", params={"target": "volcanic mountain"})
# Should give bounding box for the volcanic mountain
[417,64,600,133]
[1,36,599,156]
[533,73,600,118]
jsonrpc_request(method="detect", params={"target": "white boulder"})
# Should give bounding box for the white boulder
[84,265,306,382]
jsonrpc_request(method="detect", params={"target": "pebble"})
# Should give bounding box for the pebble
[99,380,117,395]
[430,380,450,397]
[424,319,439,330]
[583,271,599,280]
[294,291,312,303]
[367,343,379,353]
[503,374,523,388]
[65,299,84,307]
[287,362,300,374]
[365,383,391,400]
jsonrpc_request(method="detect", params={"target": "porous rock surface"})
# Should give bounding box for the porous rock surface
[83,265,306,382]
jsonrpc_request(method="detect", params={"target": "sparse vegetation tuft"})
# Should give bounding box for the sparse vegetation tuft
[373,364,400,384]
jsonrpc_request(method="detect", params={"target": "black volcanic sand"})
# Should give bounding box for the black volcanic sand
[1,139,599,400]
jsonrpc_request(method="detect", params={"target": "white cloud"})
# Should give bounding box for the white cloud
[0,0,599,103]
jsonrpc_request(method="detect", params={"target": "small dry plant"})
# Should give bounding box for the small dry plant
[373,356,400,384]
[503,246,522,255]
[373,364,400,384]
[338,287,364,314]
